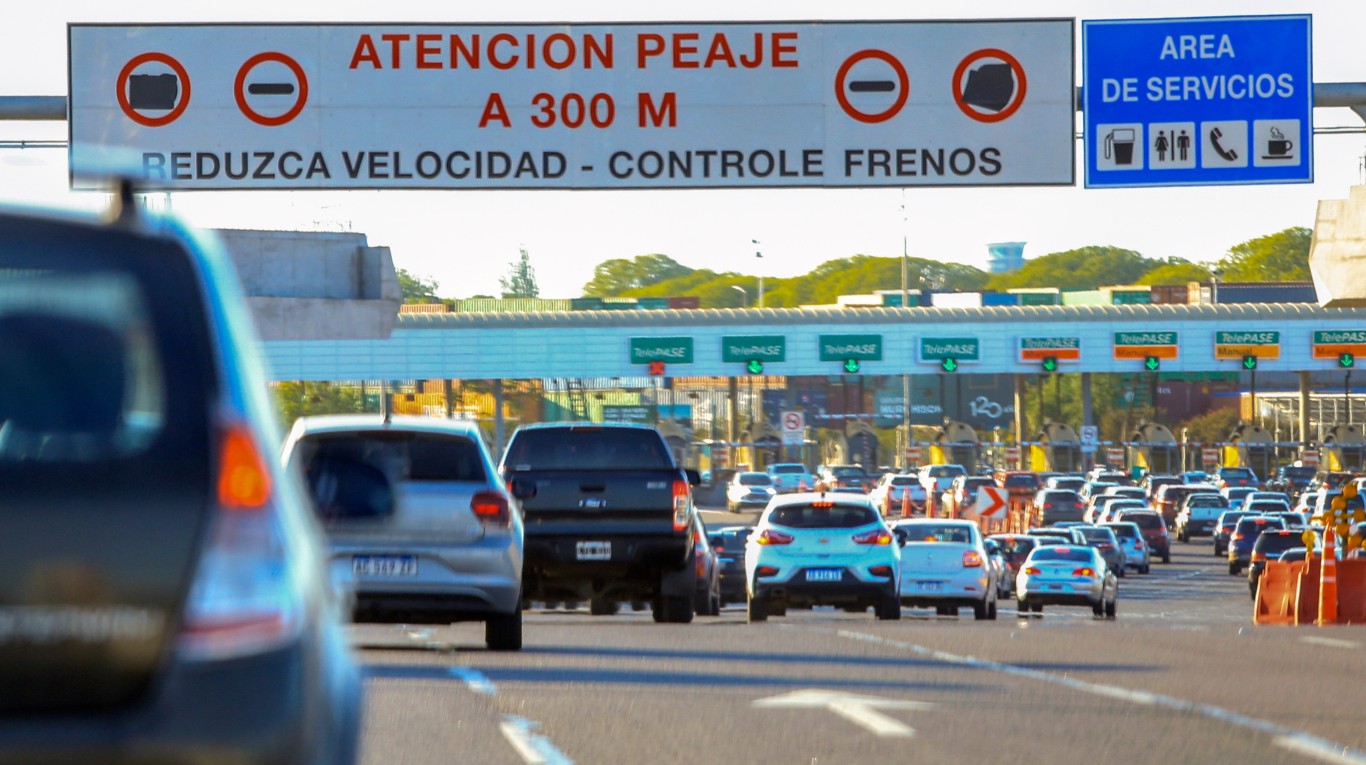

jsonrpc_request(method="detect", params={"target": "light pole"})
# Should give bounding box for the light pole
[730,284,748,308]
[752,239,765,309]
[1211,268,1223,305]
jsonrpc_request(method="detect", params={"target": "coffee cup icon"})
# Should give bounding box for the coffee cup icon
[1266,138,1293,157]
[1104,128,1137,165]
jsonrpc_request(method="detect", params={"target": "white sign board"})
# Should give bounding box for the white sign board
[1080,425,1099,452]
[69,21,1076,190]
[781,411,805,446]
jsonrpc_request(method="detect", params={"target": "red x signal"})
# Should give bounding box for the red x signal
[648,360,666,376]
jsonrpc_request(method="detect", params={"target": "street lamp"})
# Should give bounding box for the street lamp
[1211,268,1223,305]
[752,239,765,309]
[730,284,748,308]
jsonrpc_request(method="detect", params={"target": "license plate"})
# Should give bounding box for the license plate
[914,581,943,592]
[805,569,842,582]
[576,541,612,561]
[352,555,417,577]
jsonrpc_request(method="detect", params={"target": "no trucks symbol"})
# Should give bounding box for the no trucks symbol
[953,48,1027,123]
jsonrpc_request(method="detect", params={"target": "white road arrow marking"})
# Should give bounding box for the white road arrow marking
[752,689,934,737]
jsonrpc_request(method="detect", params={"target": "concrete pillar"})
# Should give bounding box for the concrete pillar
[727,377,739,445]
[1299,371,1312,445]
[1013,374,1026,445]
[1081,373,1094,430]
[493,379,505,457]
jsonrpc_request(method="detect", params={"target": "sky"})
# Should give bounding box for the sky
[2,1,1363,299]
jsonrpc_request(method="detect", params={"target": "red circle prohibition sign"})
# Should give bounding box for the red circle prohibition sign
[235,52,308,127]
[953,48,1027,123]
[116,52,191,128]
[834,49,909,124]
[784,413,801,429]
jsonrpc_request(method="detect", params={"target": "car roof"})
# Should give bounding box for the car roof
[514,421,656,431]
[289,414,486,438]
[766,492,876,508]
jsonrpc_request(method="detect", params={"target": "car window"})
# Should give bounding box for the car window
[1119,513,1163,529]
[0,232,212,467]
[890,475,918,486]
[1045,490,1081,502]
[898,524,975,544]
[768,503,878,528]
[990,536,1037,556]
[1254,532,1310,555]
[771,464,804,474]
[504,427,671,470]
[1103,523,1139,539]
[1031,547,1093,563]
[928,466,965,477]
[738,473,772,486]
[302,431,488,482]
[1004,474,1038,488]
[1077,527,1116,544]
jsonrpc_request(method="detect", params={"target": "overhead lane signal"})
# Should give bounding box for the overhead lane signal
[940,358,959,373]
[746,359,765,375]
[1144,356,1161,372]
[1041,356,1058,373]
[1341,353,1356,369]
[844,359,862,374]
[1242,355,1258,371]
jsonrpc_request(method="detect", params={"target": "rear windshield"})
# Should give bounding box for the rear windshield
[504,427,673,471]
[769,503,878,529]
[1254,532,1309,555]
[1004,474,1038,488]
[898,524,975,544]
[928,466,965,477]
[771,464,805,474]
[0,222,212,468]
[1031,548,1093,563]
[1187,496,1229,507]
[302,431,488,482]
[1103,523,1140,539]
[1120,513,1163,529]
[890,475,918,486]
[738,473,773,486]
[709,530,752,550]
[991,536,1038,556]
[1221,468,1255,478]
[1283,467,1316,479]
[1045,490,1081,502]
[1077,527,1116,544]
[1236,517,1285,535]
[832,466,865,477]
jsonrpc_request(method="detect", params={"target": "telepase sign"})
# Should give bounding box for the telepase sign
[68,20,1075,190]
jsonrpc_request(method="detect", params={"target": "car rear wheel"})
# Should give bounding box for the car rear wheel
[1161,551,1171,564]
[659,594,694,624]
[1031,601,1043,613]
[485,610,523,651]
[973,597,990,620]
[747,593,768,623]
[1092,600,1105,617]
[1104,598,1117,619]
[1228,562,1240,575]
[1140,564,1150,574]
[876,595,901,621]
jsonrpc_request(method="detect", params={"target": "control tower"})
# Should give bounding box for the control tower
[988,242,1026,274]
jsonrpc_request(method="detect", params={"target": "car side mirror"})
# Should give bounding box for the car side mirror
[508,476,538,501]
[893,528,909,547]
[685,468,702,486]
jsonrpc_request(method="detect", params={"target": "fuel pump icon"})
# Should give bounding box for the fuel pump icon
[1104,128,1137,165]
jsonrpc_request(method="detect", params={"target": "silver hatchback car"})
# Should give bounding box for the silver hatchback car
[282,415,525,650]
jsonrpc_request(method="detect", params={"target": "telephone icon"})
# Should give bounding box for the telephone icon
[1209,127,1239,162]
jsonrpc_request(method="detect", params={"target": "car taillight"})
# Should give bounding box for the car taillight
[962,551,983,568]
[1135,540,1144,549]
[869,565,894,578]
[179,423,300,661]
[1232,533,1244,541]
[755,565,780,577]
[1072,567,1095,577]
[853,529,892,545]
[471,491,511,527]
[1044,503,1054,509]
[757,529,794,545]
[1250,551,1267,562]
[1098,543,1114,550]
[673,479,690,531]
[1024,566,1041,575]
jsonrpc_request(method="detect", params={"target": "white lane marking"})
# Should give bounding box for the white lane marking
[1300,636,1361,650]
[449,666,497,695]
[837,630,1366,765]
[500,716,575,765]
[753,689,932,738]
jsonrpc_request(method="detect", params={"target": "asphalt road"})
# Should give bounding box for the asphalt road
[353,532,1366,765]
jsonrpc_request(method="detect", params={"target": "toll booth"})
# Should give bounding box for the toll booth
[845,420,881,469]
[1127,422,1178,475]
[657,420,694,470]
[1029,422,1082,473]
[1222,422,1276,479]
[743,421,783,471]
[1322,424,1366,473]
[930,421,979,472]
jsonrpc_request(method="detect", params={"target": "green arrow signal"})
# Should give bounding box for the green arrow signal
[1041,356,1058,373]
[941,358,959,373]
[746,359,764,375]
[1144,355,1161,372]
[1341,353,1356,369]
[1242,355,1258,371]
[843,358,861,374]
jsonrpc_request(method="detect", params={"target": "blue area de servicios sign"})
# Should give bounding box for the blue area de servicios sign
[1083,15,1312,188]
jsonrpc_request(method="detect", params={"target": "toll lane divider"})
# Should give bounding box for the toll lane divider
[1254,558,1366,626]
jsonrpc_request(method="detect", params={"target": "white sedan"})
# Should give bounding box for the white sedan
[868,473,927,516]
[1015,544,1118,618]
[892,519,998,620]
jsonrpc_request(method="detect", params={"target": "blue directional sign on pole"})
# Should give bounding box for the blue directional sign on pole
[1083,15,1312,189]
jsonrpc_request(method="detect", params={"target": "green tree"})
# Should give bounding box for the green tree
[984,246,1157,291]
[273,381,365,426]
[396,268,441,304]
[581,254,693,296]
[1215,227,1312,281]
[499,247,540,298]
[1136,261,1211,285]
[1177,406,1242,447]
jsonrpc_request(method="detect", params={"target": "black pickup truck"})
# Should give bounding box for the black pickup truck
[500,423,701,623]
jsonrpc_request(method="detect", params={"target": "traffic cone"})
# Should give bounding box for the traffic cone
[1318,525,1339,626]
[799,478,808,492]
[901,487,911,518]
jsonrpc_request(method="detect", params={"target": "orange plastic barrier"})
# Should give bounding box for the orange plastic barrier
[1294,563,1322,626]
[1336,558,1366,624]
[1318,527,1340,626]
[1253,560,1304,626]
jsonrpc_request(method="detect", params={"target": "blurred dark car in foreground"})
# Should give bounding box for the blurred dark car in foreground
[0,189,361,763]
